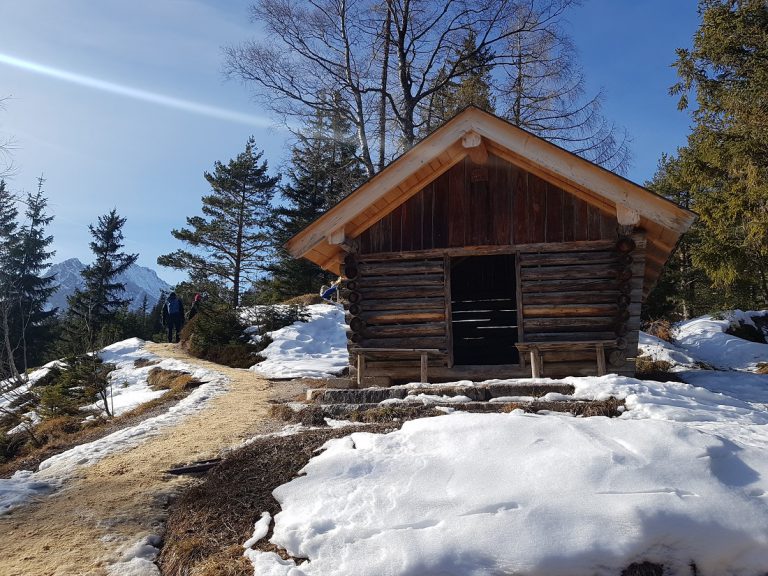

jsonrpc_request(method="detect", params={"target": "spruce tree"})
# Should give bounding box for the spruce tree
[67,209,138,349]
[670,0,768,304]
[264,104,365,301]
[158,137,278,307]
[3,178,58,369]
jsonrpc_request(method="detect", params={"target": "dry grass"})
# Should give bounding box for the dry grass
[644,319,673,342]
[0,368,203,477]
[134,358,160,369]
[635,356,683,383]
[756,363,768,375]
[158,424,399,576]
[282,293,325,305]
[500,397,625,417]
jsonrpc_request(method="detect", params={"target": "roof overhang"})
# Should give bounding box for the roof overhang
[286,107,696,291]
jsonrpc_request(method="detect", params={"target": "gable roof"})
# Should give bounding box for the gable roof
[286,107,696,292]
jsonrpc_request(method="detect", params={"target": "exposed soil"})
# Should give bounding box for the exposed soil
[0,343,305,576]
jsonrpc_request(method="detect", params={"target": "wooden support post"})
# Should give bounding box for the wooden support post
[530,350,542,378]
[420,352,428,384]
[596,343,606,376]
[356,353,365,389]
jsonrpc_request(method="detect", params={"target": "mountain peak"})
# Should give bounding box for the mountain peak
[44,260,173,312]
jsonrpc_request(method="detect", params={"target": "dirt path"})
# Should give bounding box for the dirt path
[0,343,304,576]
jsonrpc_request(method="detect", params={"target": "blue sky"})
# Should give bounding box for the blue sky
[0,1,698,286]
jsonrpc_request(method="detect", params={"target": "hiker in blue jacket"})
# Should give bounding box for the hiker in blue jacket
[163,291,185,343]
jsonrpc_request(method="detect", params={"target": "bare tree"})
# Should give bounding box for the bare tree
[498,6,630,172]
[225,0,630,175]
[0,97,16,178]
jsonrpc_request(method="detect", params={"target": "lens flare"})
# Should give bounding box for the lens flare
[0,52,271,127]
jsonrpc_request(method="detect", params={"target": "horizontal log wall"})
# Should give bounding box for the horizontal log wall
[345,238,645,382]
[519,235,645,376]
[343,257,450,378]
[359,154,618,254]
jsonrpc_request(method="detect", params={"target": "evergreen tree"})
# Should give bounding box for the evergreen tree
[158,137,278,307]
[264,104,365,301]
[67,209,138,349]
[643,154,710,319]
[2,178,58,369]
[424,30,496,134]
[670,0,768,304]
[0,179,20,380]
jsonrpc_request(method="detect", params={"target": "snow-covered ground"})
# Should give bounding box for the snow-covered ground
[3,308,767,573]
[245,310,768,575]
[0,339,228,513]
[249,304,348,379]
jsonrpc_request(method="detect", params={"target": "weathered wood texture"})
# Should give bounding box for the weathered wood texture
[344,257,450,377]
[346,229,645,382]
[519,235,645,377]
[359,154,618,254]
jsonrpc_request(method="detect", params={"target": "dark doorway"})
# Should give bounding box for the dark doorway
[450,254,519,365]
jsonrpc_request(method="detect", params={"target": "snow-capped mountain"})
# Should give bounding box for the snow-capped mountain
[44,258,174,312]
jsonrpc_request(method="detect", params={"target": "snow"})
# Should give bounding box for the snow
[0,339,228,514]
[244,309,768,576]
[250,304,348,379]
[639,310,768,372]
[107,535,162,576]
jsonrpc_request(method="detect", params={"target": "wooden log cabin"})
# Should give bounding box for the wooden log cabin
[286,107,696,384]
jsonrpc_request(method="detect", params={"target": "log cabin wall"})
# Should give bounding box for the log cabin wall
[346,153,644,383]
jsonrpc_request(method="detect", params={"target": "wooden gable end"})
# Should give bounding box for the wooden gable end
[358,153,618,254]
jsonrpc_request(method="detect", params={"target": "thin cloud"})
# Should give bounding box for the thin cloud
[0,52,272,128]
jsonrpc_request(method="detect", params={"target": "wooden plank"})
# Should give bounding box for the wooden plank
[359,273,444,288]
[359,260,444,276]
[515,252,525,366]
[524,331,617,342]
[433,172,449,247]
[361,297,445,312]
[491,155,512,245]
[529,174,547,243]
[561,191,575,242]
[513,166,528,244]
[522,291,619,305]
[358,239,618,262]
[521,278,628,293]
[359,337,448,349]
[422,182,435,250]
[587,204,603,241]
[448,157,467,247]
[361,310,445,325]
[363,287,445,300]
[518,251,617,266]
[523,304,618,317]
[572,193,589,241]
[520,264,623,281]
[364,322,447,337]
[545,183,564,243]
[391,203,403,252]
[469,165,492,246]
[523,317,615,330]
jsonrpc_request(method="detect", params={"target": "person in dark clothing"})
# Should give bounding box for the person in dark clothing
[163,292,185,343]
[187,292,202,321]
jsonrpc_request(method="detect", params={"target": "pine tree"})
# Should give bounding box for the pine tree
[670,0,768,305]
[158,137,278,307]
[264,104,365,300]
[3,178,58,369]
[67,209,138,349]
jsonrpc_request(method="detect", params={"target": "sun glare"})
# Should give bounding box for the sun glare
[0,52,271,127]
